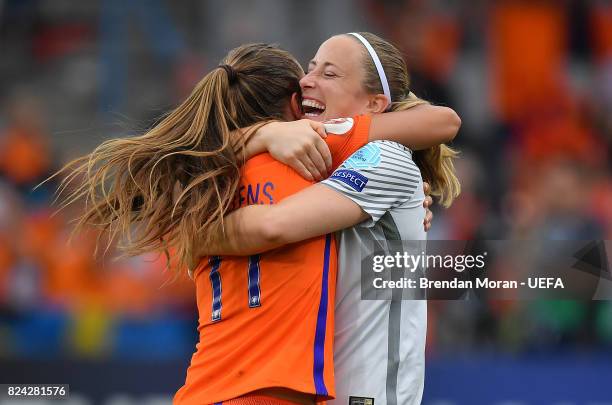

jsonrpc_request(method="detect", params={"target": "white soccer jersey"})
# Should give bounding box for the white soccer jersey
[322,140,427,405]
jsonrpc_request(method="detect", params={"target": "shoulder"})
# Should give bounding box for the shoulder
[342,140,418,173]
[323,115,371,136]
[372,140,414,158]
[323,117,355,135]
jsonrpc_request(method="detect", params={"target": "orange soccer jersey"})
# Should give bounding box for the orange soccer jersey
[173,115,371,405]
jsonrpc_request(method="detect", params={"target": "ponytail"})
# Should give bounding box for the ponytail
[390,93,461,207]
[49,43,304,277]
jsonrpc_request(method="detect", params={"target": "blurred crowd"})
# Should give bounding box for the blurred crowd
[0,0,611,361]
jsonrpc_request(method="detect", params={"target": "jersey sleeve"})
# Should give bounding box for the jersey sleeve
[321,140,421,227]
[323,115,371,171]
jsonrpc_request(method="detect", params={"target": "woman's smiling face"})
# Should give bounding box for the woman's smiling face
[299,35,373,122]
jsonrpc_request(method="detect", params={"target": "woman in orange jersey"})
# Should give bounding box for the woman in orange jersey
[179,41,458,405]
[53,42,458,404]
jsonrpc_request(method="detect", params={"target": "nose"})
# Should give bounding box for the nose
[299,71,316,90]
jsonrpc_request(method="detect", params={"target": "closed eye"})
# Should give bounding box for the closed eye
[323,72,337,78]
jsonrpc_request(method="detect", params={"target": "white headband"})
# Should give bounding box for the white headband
[348,32,391,103]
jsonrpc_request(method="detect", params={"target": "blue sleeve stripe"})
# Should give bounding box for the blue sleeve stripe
[209,256,222,322]
[247,254,262,308]
[313,234,332,396]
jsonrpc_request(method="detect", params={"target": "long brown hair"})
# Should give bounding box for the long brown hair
[51,43,303,276]
[345,32,460,207]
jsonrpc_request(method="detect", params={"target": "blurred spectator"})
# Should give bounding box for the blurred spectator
[99,0,188,114]
[489,0,568,123]
[0,92,51,189]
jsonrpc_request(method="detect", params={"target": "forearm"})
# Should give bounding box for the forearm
[369,104,461,150]
[203,205,282,256]
[262,184,368,245]
[199,184,368,257]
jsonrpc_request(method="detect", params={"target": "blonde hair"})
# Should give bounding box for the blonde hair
[50,43,304,277]
[346,32,460,207]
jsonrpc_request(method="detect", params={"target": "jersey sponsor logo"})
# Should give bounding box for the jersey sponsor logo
[323,117,354,134]
[343,144,381,169]
[349,396,374,405]
[330,169,368,192]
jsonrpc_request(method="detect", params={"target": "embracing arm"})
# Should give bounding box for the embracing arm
[195,184,433,262]
[194,141,432,262]
[197,185,367,257]
[369,104,461,150]
[235,104,460,181]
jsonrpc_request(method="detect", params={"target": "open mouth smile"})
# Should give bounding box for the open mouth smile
[302,99,326,117]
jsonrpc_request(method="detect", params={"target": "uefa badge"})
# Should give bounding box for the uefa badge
[344,144,381,170]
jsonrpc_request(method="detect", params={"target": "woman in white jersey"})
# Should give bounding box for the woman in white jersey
[194,32,460,405]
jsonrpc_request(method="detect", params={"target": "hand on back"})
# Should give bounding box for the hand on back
[258,120,332,181]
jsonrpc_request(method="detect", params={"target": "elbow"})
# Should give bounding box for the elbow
[443,107,461,143]
[259,210,292,247]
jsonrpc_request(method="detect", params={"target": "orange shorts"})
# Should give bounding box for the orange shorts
[212,395,301,405]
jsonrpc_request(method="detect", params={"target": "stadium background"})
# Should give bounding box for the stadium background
[1,0,611,404]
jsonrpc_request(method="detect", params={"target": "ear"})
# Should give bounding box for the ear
[289,92,303,120]
[367,94,390,114]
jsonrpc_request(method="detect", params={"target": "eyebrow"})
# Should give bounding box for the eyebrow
[308,60,341,70]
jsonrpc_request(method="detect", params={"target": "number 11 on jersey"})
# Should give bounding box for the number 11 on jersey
[209,255,262,322]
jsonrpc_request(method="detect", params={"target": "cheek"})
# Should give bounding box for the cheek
[335,96,369,118]
[324,83,365,115]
